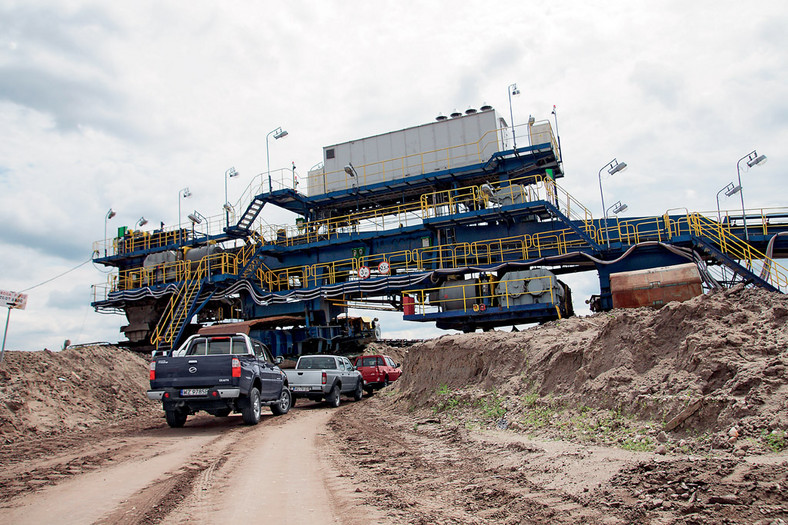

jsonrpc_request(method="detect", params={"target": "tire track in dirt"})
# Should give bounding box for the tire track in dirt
[0,415,247,525]
[161,402,386,525]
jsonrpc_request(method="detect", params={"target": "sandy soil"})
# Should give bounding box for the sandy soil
[0,285,786,524]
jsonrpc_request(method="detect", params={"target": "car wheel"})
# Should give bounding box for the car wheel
[365,387,374,396]
[165,409,187,428]
[383,376,390,388]
[326,384,341,408]
[242,387,262,425]
[214,408,231,418]
[271,387,291,415]
[353,379,363,401]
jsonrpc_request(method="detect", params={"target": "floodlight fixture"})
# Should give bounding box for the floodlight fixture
[610,201,628,214]
[187,212,202,225]
[344,163,358,177]
[137,216,148,227]
[747,154,767,168]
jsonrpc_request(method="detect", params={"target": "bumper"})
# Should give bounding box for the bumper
[289,385,327,397]
[146,387,241,401]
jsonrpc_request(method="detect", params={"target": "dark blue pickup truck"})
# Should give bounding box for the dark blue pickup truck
[147,333,292,427]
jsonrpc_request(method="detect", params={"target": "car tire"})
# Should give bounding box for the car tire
[165,409,187,428]
[353,379,363,401]
[383,376,390,388]
[271,387,292,416]
[365,387,374,396]
[242,387,262,425]
[326,384,341,408]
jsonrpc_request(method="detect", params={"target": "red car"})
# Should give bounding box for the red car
[354,354,402,395]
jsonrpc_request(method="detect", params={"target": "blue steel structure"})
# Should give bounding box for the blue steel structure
[92,112,788,355]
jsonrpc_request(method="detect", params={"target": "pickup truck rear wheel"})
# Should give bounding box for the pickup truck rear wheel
[242,387,262,425]
[326,384,341,408]
[353,379,363,401]
[165,409,187,428]
[271,387,292,415]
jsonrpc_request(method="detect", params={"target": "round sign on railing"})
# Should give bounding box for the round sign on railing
[378,261,390,275]
[358,266,371,279]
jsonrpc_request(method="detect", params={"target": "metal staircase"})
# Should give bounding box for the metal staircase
[686,213,788,292]
[225,196,266,237]
[150,259,208,350]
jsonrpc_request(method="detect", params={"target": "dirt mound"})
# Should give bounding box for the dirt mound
[391,286,788,453]
[361,341,410,366]
[0,345,158,444]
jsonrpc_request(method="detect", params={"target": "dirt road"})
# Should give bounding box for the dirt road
[0,403,383,525]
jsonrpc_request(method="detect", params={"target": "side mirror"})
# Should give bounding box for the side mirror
[396,363,401,368]
[275,356,283,365]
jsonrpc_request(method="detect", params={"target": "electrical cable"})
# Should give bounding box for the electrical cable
[20,255,93,293]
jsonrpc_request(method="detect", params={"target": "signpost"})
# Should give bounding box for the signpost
[1,290,27,363]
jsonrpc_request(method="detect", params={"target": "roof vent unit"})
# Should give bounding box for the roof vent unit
[450,109,462,118]
[465,107,477,115]
[436,114,448,121]
[480,103,493,111]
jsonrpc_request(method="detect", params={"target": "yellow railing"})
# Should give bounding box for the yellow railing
[402,274,560,316]
[687,213,788,291]
[254,174,589,248]
[93,211,232,259]
[150,256,211,349]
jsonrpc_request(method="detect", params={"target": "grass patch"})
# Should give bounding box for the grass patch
[762,429,786,453]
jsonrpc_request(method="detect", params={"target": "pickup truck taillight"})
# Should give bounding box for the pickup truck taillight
[149,361,156,381]
[322,371,327,385]
[232,357,241,378]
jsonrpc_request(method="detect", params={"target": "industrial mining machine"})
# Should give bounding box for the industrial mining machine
[92,106,788,355]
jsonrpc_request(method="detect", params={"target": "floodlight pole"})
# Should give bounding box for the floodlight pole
[598,158,627,247]
[735,149,767,241]
[508,83,520,151]
[1,307,11,363]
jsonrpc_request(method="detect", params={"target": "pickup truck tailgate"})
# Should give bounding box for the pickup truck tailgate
[151,355,238,389]
[285,370,325,392]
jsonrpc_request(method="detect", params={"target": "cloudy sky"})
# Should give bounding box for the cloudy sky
[1,1,786,351]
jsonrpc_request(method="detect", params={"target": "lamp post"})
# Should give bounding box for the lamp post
[551,105,563,167]
[715,182,742,224]
[598,158,628,247]
[507,83,520,151]
[177,187,191,245]
[736,149,767,241]
[605,201,629,243]
[224,167,239,227]
[266,127,288,192]
[104,208,116,256]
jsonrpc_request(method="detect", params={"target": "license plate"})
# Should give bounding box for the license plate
[181,388,208,397]
[292,386,309,392]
